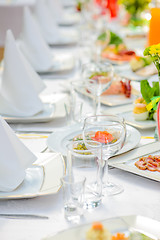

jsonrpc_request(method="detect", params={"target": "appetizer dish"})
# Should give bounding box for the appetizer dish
[88,71,132,98]
[73,130,117,145]
[86,222,112,240]
[133,80,159,121]
[86,222,154,240]
[130,55,157,77]
[135,155,160,172]
[97,31,135,62]
[133,97,149,121]
[101,78,132,98]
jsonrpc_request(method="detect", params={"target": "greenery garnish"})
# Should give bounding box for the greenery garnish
[98,31,123,46]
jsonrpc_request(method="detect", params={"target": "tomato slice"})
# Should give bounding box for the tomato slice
[92,131,114,143]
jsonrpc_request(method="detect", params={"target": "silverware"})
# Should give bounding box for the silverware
[0,214,49,219]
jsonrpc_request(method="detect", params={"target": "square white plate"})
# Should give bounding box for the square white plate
[2,103,55,124]
[0,153,65,199]
[37,53,75,74]
[79,87,136,107]
[104,104,156,130]
[44,215,160,239]
[109,141,160,182]
[49,29,78,46]
[119,110,156,129]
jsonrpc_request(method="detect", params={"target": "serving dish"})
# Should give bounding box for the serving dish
[44,215,160,239]
[109,141,160,182]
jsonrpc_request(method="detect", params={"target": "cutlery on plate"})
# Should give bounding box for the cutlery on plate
[0,214,49,219]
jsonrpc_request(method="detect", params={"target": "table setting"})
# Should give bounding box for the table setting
[0,0,160,239]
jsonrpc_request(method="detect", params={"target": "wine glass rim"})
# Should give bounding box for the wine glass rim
[84,114,125,126]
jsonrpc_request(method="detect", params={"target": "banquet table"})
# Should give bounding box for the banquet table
[0,13,160,240]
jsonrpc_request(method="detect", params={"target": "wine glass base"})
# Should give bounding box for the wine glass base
[102,181,124,196]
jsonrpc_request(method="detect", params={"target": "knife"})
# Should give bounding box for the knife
[0,214,49,219]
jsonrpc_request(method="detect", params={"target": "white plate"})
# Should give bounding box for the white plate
[47,124,141,156]
[49,30,78,46]
[0,153,65,199]
[38,54,75,74]
[117,66,157,81]
[2,103,55,123]
[58,13,80,26]
[44,215,160,239]
[79,88,136,107]
[118,68,148,81]
[109,141,160,182]
[119,111,156,129]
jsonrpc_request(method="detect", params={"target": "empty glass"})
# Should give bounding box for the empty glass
[67,140,103,209]
[61,175,85,223]
[70,80,94,123]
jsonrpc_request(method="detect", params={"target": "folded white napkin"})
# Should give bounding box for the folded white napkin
[46,0,63,22]
[34,0,60,44]
[18,7,53,72]
[0,30,44,117]
[0,117,37,192]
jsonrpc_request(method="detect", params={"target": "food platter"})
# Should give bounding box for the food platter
[44,215,160,239]
[109,141,160,182]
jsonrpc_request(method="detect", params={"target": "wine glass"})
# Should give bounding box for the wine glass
[82,62,114,115]
[83,115,126,196]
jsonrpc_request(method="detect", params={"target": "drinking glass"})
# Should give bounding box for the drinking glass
[67,140,102,209]
[83,115,126,196]
[82,62,114,115]
[70,80,94,123]
[61,175,85,223]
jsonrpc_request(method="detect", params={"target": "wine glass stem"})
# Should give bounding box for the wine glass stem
[94,95,101,115]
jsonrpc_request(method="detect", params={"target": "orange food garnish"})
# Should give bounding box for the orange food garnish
[92,131,114,143]
[112,232,128,240]
[92,222,103,230]
[135,55,141,61]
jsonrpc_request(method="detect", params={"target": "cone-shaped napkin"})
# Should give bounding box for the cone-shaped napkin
[18,7,53,72]
[34,0,60,44]
[0,30,44,117]
[0,117,36,192]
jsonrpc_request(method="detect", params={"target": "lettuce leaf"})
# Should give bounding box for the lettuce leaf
[97,31,123,46]
[140,80,160,104]
[109,31,123,45]
[97,32,107,41]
